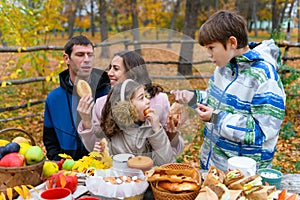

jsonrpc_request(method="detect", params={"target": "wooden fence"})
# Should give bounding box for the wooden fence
[0,39,299,122]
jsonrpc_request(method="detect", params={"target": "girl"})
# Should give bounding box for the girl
[98,79,175,165]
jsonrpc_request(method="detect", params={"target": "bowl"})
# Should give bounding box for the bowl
[257,168,283,189]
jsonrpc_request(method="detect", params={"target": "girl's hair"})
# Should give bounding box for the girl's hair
[198,10,248,49]
[101,79,142,139]
[111,50,164,98]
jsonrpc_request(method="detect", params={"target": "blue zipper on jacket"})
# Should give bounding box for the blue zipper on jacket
[204,58,239,169]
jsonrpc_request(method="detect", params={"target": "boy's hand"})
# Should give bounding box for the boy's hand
[195,103,213,122]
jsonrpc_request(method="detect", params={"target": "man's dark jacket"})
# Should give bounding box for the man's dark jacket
[43,68,110,161]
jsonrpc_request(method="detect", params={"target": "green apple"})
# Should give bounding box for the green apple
[43,161,59,178]
[19,142,32,156]
[25,145,45,165]
[62,159,75,171]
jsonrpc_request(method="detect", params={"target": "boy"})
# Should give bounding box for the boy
[172,10,286,171]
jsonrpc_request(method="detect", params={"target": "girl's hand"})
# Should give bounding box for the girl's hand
[145,109,160,132]
[195,103,213,122]
[77,94,94,129]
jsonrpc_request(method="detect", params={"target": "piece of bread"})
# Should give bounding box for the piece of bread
[202,166,226,187]
[195,186,219,200]
[228,174,261,190]
[127,156,153,172]
[157,181,200,192]
[77,79,92,97]
[196,183,230,200]
[224,169,245,186]
[145,166,199,184]
[246,185,276,200]
[169,102,183,126]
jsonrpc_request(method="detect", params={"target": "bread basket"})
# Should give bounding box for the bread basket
[150,163,201,200]
[0,128,44,198]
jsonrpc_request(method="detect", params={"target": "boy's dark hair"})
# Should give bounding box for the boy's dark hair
[198,10,248,49]
[64,35,94,58]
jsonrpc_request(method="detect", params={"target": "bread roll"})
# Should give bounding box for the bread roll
[77,79,92,97]
[157,181,200,192]
[127,156,153,172]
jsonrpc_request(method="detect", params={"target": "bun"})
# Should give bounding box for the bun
[157,181,199,192]
[246,185,276,199]
[224,169,244,186]
[203,166,226,187]
[169,102,183,126]
[127,156,153,172]
[77,79,92,97]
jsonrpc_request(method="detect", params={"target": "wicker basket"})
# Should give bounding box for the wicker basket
[0,128,44,198]
[150,163,201,200]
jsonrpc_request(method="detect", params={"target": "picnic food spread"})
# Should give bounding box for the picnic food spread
[1,135,299,200]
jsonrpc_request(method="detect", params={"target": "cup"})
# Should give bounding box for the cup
[257,168,283,189]
[39,188,72,200]
[227,156,257,177]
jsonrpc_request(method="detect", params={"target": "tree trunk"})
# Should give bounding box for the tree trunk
[286,0,295,41]
[271,0,279,34]
[131,0,141,54]
[68,0,80,39]
[178,0,201,76]
[90,0,95,37]
[298,0,300,43]
[167,0,181,48]
[252,0,258,37]
[99,0,109,58]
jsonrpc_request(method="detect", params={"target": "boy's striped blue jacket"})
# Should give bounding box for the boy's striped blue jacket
[194,39,286,171]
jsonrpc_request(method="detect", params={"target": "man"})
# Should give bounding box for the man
[43,35,110,161]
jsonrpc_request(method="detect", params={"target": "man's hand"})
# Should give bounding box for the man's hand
[77,94,94,129]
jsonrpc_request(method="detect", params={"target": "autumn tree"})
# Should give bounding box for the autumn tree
[178,0,201,76]
[0,0,65,77]
[99,0,109,58]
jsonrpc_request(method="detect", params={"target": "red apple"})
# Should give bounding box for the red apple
[0,152,25,167]
[48,170,78,193]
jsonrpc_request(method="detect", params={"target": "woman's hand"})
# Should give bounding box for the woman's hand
[171,90,194,104]
[77,94,94,129]
[195,103,213,122]
[93,140,105,153]
[165,114,181,140]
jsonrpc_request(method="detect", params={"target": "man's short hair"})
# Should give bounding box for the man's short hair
[198,10,248,49]
[64,35,94,58]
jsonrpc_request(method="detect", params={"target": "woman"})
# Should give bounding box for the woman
[77,50,183,155]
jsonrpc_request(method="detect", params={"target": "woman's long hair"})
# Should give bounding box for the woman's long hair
[112,50,164,98]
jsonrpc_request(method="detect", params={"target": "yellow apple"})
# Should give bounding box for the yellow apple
[12,136,30,144]
[19,142,32,156]
[43,161,59,178]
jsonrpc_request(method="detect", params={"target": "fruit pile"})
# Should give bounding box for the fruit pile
[0,137,44,167]
[0,137,45,200]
